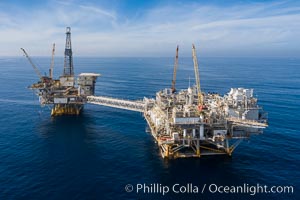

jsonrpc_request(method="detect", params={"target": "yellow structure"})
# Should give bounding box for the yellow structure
[51,104,83,116]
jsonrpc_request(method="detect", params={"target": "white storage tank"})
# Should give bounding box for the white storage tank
[200,125,204,140]
[172,132,179,140]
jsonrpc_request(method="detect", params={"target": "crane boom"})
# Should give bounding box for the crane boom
[49,43,55,79]
[192,44,203,108]
[21,48,43,80]
[171,45,179,93]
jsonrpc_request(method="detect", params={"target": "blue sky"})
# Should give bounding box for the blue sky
[0,0,299,57]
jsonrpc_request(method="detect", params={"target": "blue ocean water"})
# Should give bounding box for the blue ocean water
[0,56,299,200]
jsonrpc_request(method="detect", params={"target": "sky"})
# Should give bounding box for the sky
[0,0,299,57]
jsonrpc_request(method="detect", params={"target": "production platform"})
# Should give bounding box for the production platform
[87,45,268,158]
[23,29,268,158]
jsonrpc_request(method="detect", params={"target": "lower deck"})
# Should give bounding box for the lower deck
[51,104,84,116]
[144,113,243,159]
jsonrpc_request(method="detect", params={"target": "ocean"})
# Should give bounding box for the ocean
[0,56,299,199]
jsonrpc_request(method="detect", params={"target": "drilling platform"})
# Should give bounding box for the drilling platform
[22,27,100,116]
[23,29,268,158]
[87,45,268,158]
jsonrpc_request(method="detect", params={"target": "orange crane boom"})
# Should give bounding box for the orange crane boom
[192,44,203,110]
[49,43,55,79]
[171,45,179,93]
[20,48,43,80]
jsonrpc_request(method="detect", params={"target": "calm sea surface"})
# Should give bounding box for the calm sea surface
[0,57,299,199]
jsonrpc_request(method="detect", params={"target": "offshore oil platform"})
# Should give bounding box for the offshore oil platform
[24,28,268,158]
[87,45,268,158]
[22,27,100,116]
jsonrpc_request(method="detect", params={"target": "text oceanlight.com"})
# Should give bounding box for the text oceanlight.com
[125,183,294,196]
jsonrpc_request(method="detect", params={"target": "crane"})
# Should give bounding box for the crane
[49,43,55,79]
[171,45,179,93]
[20,48,43,80]
[192,44,203,111]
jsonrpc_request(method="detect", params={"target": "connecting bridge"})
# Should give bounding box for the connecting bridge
[87,96,145,112]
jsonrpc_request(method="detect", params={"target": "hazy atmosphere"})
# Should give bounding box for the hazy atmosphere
[0,0,300,57]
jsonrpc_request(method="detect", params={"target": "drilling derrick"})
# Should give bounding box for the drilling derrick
[63,27,74,76]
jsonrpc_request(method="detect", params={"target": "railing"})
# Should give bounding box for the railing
[226,117,268,128]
